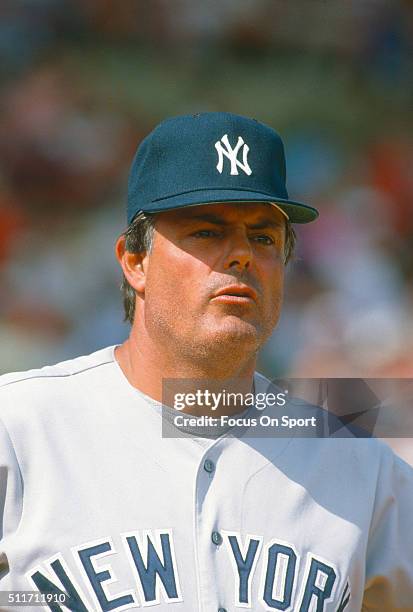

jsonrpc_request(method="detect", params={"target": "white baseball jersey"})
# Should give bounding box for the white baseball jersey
[0,346,413,611]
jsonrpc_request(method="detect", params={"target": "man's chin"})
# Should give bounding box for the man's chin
[205,316,264,348]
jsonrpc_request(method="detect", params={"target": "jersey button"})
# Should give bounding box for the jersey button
[211,531,223,545]
[204,459,215,473]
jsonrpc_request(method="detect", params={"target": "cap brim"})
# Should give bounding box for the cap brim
[139,189,318,223]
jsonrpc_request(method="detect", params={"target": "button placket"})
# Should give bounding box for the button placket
[195,443,228,611]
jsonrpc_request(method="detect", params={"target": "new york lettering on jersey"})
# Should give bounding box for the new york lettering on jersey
[27,529,350,611]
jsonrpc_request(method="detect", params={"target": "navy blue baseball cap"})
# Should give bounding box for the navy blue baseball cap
[127,112,318,224]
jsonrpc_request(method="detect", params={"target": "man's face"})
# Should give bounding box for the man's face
[141,202,286,365]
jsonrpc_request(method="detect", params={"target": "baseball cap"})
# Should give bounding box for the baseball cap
[127,112,319,224]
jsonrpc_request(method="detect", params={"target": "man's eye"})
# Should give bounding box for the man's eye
[193,230,220,238]
[251,235,274,245]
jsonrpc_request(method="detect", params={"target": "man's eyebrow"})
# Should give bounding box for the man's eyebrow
[247,219,285,230]
[183,213,284,229]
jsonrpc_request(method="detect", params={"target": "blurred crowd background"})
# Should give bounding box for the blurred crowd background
[0,1,412,460]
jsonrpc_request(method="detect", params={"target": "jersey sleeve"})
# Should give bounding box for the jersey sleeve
[363,445,413,610]
[0,415,24,579]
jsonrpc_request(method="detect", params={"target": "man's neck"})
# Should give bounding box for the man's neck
[115,333,257,417]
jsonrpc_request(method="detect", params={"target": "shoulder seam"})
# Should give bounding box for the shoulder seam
[0,359,114,390]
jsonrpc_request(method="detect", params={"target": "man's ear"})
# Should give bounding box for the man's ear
[115,235,147,294]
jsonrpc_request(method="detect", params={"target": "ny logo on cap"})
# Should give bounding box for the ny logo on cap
[215,134,252,176]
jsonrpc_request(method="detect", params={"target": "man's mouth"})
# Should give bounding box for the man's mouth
[210,285,258,304]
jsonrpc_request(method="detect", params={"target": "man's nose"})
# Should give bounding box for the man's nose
[223,231,253,271]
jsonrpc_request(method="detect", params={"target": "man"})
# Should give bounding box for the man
[0,112,412,611]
